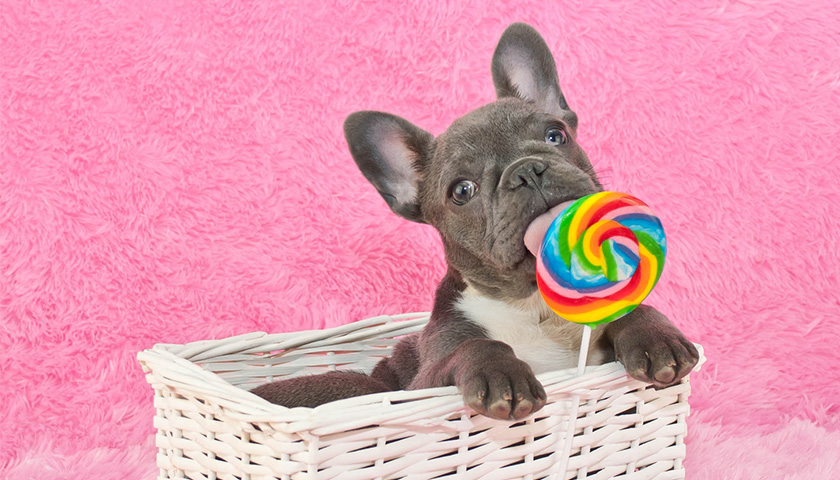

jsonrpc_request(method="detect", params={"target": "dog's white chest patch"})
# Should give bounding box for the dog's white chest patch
[456,289,607,374]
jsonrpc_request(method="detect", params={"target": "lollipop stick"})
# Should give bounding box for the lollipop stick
[575,325,592,376]
[552,326,592,478]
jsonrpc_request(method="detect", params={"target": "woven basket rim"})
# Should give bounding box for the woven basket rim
[138,311,705,435]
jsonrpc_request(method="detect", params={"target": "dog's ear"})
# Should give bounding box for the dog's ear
[344,111,433,223]
[491,23,576,126]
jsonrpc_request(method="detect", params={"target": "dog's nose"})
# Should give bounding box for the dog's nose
[502,158,548,190]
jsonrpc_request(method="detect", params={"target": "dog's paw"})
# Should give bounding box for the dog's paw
[454,341,547,420]
[612,308,699,388]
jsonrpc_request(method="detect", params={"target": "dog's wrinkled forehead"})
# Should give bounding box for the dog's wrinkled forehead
[428,99,559,189]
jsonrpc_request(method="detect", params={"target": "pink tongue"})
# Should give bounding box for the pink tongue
[524,200,575,258]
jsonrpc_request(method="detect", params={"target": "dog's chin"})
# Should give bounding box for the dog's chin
[520,254,540,292]
[497,247,542,297]
[481,251,533,283]
[511,247,538,274]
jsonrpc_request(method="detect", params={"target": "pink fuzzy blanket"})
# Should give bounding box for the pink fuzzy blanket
[2,1,838,478]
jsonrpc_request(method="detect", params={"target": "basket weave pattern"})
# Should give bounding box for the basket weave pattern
[138,313,703,480]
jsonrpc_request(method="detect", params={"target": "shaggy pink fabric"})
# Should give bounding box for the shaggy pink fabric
[2,1,838,478]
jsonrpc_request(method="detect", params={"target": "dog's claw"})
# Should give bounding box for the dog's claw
[455,341,547,420]
[653,365,676,384]
[610,306,699,388]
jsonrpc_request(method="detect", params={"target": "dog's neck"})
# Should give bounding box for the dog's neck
[454,282,609,373]
[506,289,559,325]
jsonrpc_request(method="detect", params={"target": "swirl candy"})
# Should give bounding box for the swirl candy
[537,191,667,327]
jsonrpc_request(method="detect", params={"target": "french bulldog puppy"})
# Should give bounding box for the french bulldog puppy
[252,23,699,420]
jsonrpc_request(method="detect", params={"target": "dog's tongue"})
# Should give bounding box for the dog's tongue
[524,200,575,258]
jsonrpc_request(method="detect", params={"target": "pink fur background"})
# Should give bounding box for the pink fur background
[2,1,839,478]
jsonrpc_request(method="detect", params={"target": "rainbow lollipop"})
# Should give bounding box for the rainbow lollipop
[537,191,667,327]
[539,191,668,476]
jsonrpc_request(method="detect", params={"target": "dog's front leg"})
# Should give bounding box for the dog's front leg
[603,304,699,388]
[412,336,547,420]
[408,276,547,420]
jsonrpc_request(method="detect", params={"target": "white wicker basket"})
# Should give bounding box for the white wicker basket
[138,312,704,480]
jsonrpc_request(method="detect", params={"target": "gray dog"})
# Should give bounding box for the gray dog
[253,23,699,420]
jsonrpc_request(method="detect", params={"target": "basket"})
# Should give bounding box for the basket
[138,312,704,480]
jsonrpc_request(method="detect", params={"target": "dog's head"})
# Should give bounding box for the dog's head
[345,23,602,301]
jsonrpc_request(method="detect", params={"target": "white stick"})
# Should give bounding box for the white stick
[552,325,592,479]
[575,326,592,376]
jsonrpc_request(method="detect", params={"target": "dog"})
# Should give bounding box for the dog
[252,23,699,421]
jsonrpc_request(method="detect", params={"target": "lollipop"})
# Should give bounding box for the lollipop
[536,192,668,476]
[536,191,667,327]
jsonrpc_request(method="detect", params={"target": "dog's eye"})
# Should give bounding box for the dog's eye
[451,179,478,205]
[545,127,568,146]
